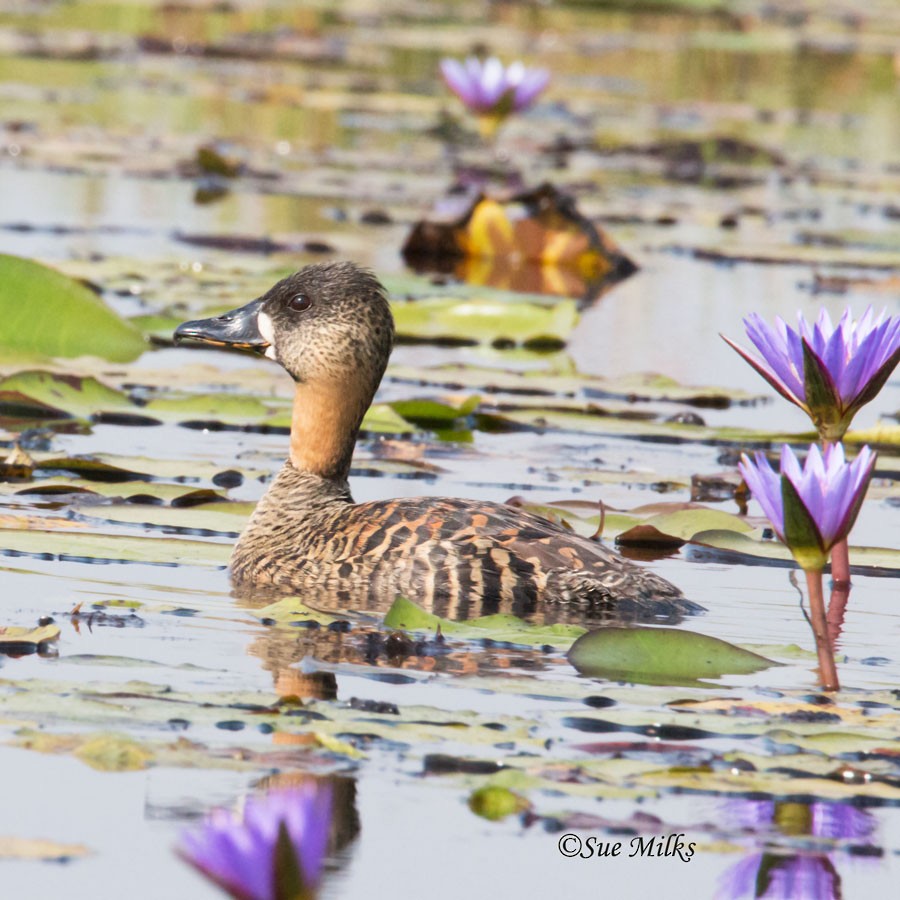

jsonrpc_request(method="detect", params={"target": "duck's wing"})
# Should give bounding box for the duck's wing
[334,497,699,619]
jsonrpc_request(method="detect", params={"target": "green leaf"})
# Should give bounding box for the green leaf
[0,370,134,419]
[781,475,827,570]
[383,595,585,648]
[391,297,579,346]
[0,529,231,566]
[468,786,530,821]
[0,254,146,362]
[567,627,779,684]
[389,395,479,426]
[801,338,843,440]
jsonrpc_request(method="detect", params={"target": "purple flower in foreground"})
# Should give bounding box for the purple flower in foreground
[440,56,549,121]
[179,785,331,900]
[723,307,900,441]
[738,443,876,571]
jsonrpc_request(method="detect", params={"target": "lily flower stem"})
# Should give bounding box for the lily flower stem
[830,536,852,589]
[805,569,840,691]
[822,439,852,588]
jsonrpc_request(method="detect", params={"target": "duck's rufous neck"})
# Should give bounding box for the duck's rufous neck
[289,379,369,481]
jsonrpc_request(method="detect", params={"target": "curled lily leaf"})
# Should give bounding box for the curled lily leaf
[723,307,900,441]
[738,443,876,571]
[178,784,331,900]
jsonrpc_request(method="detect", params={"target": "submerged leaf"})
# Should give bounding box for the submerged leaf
[0,254,146,362]
[567,627,778,684]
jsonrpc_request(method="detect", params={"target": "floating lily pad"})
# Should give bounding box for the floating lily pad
[383,596,585,648]
[392,297,579,347]
[0,370,134,419]
[0,255,146,362]
[567,627,779,685]
[0,622,60,655]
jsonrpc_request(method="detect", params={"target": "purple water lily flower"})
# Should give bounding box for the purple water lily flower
[723,307,900,441]
[179,784,332,900]
[738,443,876,571]
[440,56,549,119]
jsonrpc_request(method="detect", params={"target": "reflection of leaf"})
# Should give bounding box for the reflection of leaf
[567,627,778,684]
[384,596,585,648]
[0,254,146,362]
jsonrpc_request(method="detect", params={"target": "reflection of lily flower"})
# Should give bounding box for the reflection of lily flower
[724,798,875,841]
[179,785,332,900]
[440,57,549,123]
[723,307,900,442]
[722,852,838,900]
[718,799,876,900]
[738,443,875,572]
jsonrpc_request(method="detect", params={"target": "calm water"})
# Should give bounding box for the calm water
[1,2,899,898]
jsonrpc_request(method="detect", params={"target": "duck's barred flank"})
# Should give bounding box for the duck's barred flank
[176,262,702,623]
[231,466,701,622]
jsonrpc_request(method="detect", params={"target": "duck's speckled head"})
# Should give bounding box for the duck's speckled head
[174,262,394,387]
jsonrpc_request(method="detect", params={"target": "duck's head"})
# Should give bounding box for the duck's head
[174,261,394,387]
[175,262,395,481]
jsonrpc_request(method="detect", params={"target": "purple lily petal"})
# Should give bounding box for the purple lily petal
[439,56,548,117]
[179,784,332,900]
[512,67,549,110]
[726,307,900,438]
[740,444,876,562]
[738,451,785,541]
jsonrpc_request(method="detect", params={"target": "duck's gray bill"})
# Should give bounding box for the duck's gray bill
[174,298,269,351]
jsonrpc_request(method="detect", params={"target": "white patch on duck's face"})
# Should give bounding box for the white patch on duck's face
[257,310,278,360]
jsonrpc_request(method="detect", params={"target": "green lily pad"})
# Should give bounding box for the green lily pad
[567,627,779,684]
[383,595,585,648]
[0,529,230,566]
[389,395,480,426]
[0,254,146,362]
[468,785,531,821]
[392,297,579,346]
[0,370,134,419]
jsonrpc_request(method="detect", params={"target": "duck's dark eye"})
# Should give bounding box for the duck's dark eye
[287,294,312,312]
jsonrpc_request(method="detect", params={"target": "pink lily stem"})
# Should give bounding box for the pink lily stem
[830,537,851,589]
[826,581,850,648]
[805,569,840,692]
[822,439,851,589]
